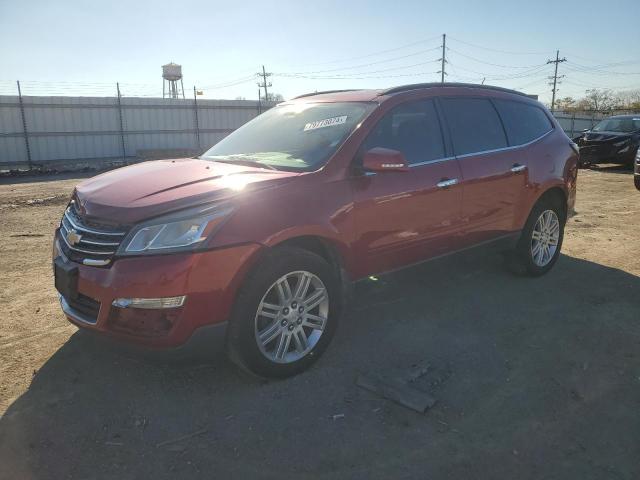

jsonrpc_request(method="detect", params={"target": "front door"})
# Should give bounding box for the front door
[350,99,464,277]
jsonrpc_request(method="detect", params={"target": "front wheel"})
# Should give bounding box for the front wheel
[510,196,565,276]
[634,175,640,191]
[227,247,341,378]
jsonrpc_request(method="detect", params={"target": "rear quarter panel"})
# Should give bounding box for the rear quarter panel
[520,126,578,227]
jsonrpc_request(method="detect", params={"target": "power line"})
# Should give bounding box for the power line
[200,74,258,90]
[447,47,546,69]
[446,36,548,55]
[282,34,442,69]
[275,71,439,81]
[511,76,551,91]
[278,47,441,75]
[278,60,439,79]
[445,62,549,81]
[564,61,640,76]
[562,78,640,90]
[547,50,567,112]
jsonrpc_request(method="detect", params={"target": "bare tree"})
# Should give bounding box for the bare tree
[554,96,577,112]
[579,89,616,111]
[615,89,640,109]
[265,93,284,102]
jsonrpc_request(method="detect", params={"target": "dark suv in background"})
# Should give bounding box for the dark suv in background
[54,83,578,377]
[574,115,640,168]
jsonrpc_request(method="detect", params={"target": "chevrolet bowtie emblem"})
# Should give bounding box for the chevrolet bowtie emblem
[66,229,82,246]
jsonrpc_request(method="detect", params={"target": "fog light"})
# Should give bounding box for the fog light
[112,296,186,309]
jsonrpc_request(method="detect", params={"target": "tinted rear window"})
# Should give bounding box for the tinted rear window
[494,100,553,145]
[441,98,507,156]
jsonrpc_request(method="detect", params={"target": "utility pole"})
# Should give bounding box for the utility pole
[257,65,272,102]
[438,34,447,83]
[547,50,566,112]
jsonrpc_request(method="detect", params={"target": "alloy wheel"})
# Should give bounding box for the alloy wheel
[531,209,560,267]
[254,271,329,364]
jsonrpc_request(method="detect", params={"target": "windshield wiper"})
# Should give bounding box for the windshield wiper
[209,158,279,171]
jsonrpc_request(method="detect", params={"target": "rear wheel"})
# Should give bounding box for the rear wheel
[634,175,640,191]
[227,247,341,378]
[510,196,565,276]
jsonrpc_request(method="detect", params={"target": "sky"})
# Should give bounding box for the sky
[1,0,639,104]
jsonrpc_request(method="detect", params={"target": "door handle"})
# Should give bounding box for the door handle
[511,164,527,173]
[436,178,458,188]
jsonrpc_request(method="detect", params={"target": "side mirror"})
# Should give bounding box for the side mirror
[362,147,409,173]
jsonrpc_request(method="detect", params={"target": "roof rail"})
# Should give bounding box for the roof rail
[292,89,359,100]
[380,82,529,98]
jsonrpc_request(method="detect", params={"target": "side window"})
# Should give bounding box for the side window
[494,99,553,146]
[361,100,445,165]
[441,98,507,156]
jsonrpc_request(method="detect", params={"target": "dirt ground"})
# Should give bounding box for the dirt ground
[0,167,639,479]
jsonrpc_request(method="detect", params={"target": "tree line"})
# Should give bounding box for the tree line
[554,89,640,112]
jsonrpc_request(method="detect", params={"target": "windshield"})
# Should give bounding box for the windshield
[592,117,640,133]
[201,102,375,171]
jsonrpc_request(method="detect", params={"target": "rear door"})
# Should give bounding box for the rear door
[350,98,464,277]
[440,97,528,245]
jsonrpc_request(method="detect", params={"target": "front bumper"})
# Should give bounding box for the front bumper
[579,143,637,165]
[54,232,262,348]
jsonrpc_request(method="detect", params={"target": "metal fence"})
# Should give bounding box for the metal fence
[2,91,639,171]
[553,109,640,138]
[0,91,274,171]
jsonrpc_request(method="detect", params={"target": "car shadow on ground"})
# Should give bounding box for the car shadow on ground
[1,251,639,480]
[583,163,633,174]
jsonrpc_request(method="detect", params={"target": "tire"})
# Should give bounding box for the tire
[634,175,640,191]
[510,195,565,277]
[226,246,341,378]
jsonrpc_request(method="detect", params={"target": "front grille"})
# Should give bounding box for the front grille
[58,202,128,266]
[66,294,101,321]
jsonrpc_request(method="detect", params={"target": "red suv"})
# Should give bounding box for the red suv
[53,83,578,377]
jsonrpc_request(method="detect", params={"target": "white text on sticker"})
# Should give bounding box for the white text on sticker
[304,116,348,131]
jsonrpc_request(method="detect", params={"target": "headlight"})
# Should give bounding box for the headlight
[118,204,233,255]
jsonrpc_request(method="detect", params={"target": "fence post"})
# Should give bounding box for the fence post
[116,83,126,164]
[16,81,33,170]
[257,89,262,115]
[193,86,200,151]
[570,112,575,138]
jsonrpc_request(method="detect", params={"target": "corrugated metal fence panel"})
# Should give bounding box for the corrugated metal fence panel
[0,95,273,168]
[553,114,600,138]
[22,96,122,163]
[0,96,28,164]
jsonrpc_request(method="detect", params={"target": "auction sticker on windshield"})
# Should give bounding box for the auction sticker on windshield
[304,116,348,132]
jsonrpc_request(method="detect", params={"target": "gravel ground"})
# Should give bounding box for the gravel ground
[0,166,639,479]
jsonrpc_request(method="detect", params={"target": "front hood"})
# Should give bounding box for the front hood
[74,158,300,224]
[583,131,632,143]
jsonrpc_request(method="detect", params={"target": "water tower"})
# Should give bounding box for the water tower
[162,62,185,99]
